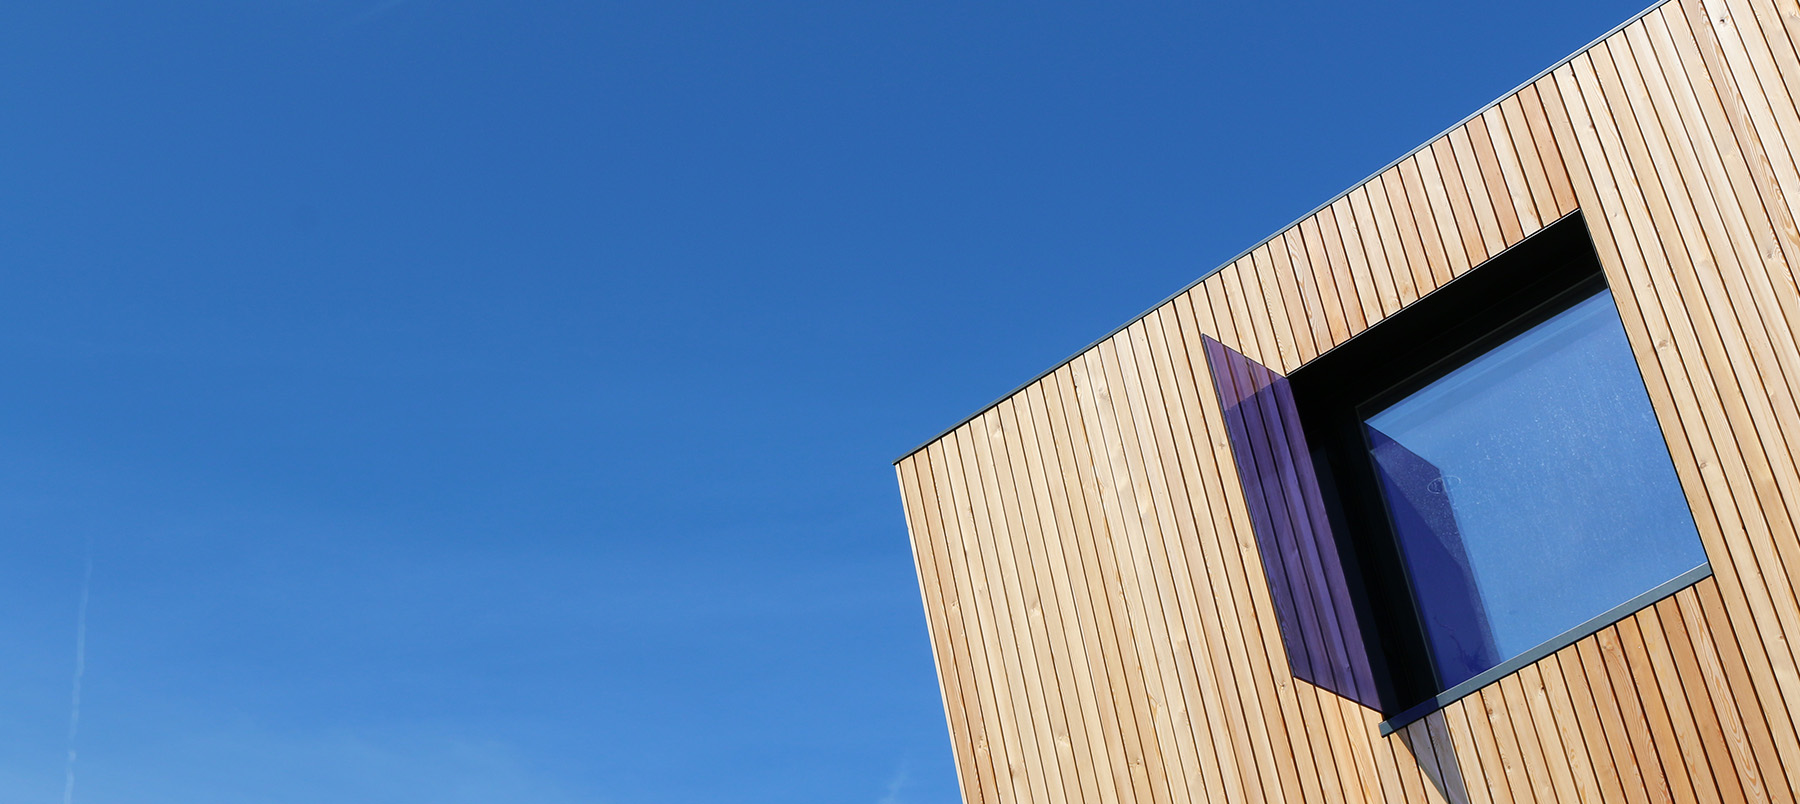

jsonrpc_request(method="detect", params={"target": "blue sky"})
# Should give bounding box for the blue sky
[0,2,1648,802]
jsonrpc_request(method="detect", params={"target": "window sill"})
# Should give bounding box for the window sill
[1376,561,1713,737]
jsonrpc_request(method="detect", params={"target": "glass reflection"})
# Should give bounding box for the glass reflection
[1364,289,1706,689]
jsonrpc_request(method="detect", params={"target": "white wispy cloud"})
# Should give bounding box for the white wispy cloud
[877,761,908,804]
[62,538,94,804]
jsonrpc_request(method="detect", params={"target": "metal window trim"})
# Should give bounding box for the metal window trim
[1375,560,1713,736]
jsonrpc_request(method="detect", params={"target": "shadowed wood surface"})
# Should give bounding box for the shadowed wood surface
[897,0,1800,800]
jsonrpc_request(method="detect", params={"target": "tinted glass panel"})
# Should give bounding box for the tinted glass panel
[1363,288,1706,688]
[1203,335,1380,708]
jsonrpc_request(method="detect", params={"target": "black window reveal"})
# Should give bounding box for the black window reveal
[1209,213,1710,724]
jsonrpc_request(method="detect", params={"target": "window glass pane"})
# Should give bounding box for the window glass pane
[1363,289,1705,688]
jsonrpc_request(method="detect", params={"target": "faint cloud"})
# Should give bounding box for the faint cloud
[62,537,95,804]
[877,762,908,804]
[26,722,603,804]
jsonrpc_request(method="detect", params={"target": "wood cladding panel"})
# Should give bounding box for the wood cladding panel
[896,0,1800,800]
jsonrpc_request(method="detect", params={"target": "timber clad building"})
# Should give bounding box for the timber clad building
[892,1,1800,802]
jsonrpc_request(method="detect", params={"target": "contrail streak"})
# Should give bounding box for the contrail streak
[62,538,93,804]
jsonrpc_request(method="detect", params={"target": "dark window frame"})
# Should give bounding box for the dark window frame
[1286,212,1709,723]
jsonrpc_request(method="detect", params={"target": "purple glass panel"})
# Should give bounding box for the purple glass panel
[1365,427,1500,687]
[1203,336,1380,708]
[1277,376,1378,701]
[1211,342,1322,685]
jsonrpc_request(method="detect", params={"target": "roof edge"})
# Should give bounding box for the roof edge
[894,0,1671,465]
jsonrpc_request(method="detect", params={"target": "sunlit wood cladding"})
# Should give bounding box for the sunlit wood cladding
[896,0,1800,800]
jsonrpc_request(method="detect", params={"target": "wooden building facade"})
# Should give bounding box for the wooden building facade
[893,1,1800,802]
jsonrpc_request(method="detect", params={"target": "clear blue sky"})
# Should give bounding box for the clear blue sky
[0,2,1648,802]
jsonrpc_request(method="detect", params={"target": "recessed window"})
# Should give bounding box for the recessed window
[1204,213,1721,712]
[1359,283,1706,689]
